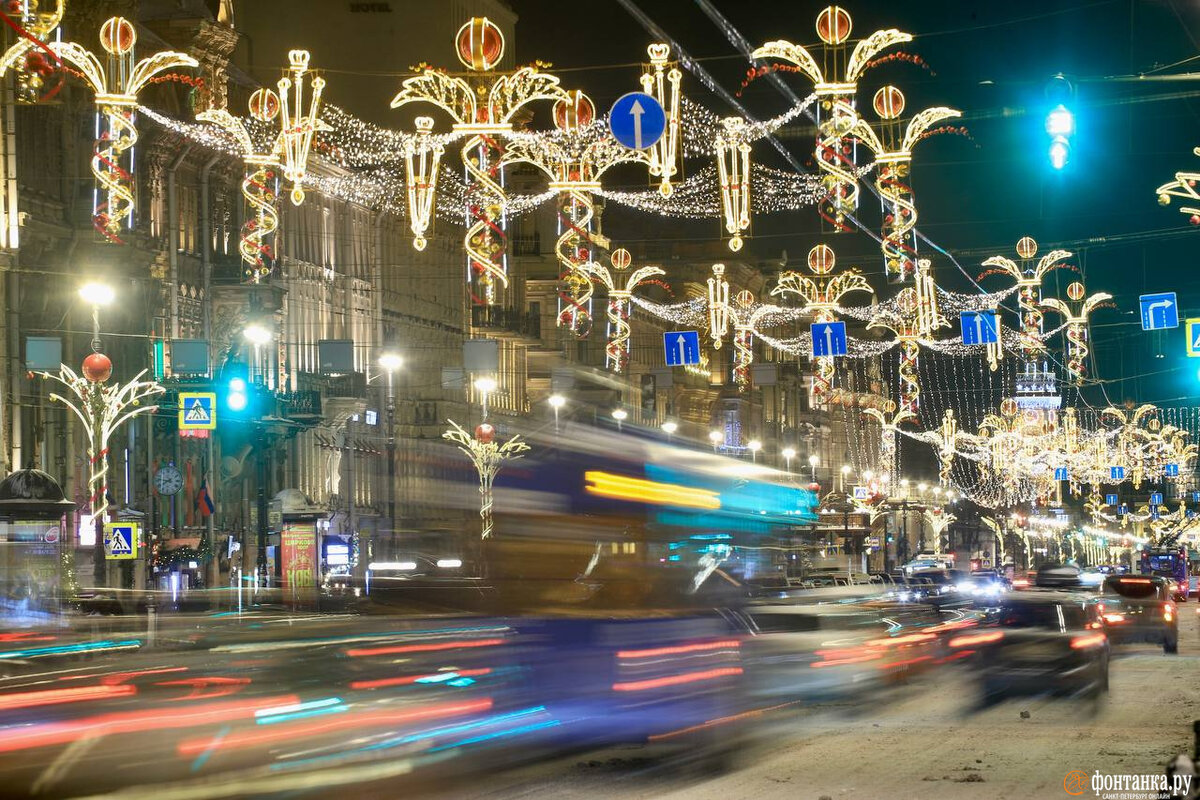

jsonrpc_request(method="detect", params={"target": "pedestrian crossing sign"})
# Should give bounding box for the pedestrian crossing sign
[179,392,217,430]
[1187,318,1200,357]
[103,522,138,560]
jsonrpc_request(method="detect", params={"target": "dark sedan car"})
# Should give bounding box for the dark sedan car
[1098,575,1179,654]
[952,592,1109,711]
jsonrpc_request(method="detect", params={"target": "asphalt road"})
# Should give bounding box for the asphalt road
[432,610,1200,800]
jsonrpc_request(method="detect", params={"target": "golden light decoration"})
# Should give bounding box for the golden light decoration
[586,248,665,373]
[50,17,198,244]
[0,0,64,104]
[500,89,647,336]
[443,418,530,540]
[640,43,682,197]
[867,258,946,413]
[923,506,956,555]
[277,50,329,206]
[40,361,164,543]
[979,237,1072,367]
[752,6,911,233]
[771,243,872,408]
[197,83,285,282]
[1039,281,1113,383]
[850,85,960,283]
[863,405,915,487]
[707,263,731,350]
[391,16,570,308]
[404,116,443,251]
[715,117,751,251]
[1155,147,1200,225]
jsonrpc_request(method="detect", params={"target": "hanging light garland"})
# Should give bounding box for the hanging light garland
[51,17,198,244]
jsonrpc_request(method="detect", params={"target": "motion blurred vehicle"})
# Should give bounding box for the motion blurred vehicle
[1141,547,1189,602]
[1033,562,1084,589]
[957,572,1009,604]
[1099,575,1179,653]
[740,603,939,703]
[956,592,1109,710]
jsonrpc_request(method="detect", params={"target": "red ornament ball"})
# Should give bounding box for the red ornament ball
[99,17,137,57]
[475,423,496,443]
[1191,214,1200,226]
[456,17,504,71]
[82,352,112,383]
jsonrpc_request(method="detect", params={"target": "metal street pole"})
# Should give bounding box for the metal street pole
[255,430,268,587]
[386,368,396,559]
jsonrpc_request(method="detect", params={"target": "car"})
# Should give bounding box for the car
[957,573,1009,605]
[953,592,1109,710]
[1098,575,1179,654]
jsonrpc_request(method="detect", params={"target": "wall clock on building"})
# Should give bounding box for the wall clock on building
[154,465,183,496]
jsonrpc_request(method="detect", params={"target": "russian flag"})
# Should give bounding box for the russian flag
[196,476,215,518]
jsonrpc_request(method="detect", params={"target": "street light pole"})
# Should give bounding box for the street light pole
[380,353,402,557]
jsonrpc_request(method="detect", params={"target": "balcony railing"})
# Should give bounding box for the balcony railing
[471,306,541,338]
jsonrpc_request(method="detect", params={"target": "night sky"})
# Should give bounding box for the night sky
[509,0,1200,407]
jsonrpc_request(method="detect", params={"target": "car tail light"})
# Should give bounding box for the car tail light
[1102,613,1125,624]
[1164,603,1175,622]
[948,631,1003,648]
[1070,632,1107,650]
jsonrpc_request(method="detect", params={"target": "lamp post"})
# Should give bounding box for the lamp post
[242,322,273,585]
[379,352,402,557]
[79,282,115,353]
[243,323,272,383]
[612,408,627,432]
[474,376,497,421]
[548,393,565,433]
[709,430,722,453]
[808,454,820,483]
[840,464,851,493]
[661,420,678,443]
[748,439,762,463]
[782,446,796,475]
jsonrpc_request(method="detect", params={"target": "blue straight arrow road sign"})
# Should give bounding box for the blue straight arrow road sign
[1105,493,1118,505]
[1139,292,1179,330]
[811,321,848,357]
[1110,466,1125,481]
[609,92,666,150]
[1118,504,1128,516]
[663,331,701,366]
[1054,467,1068,481]
[960,311,999,345]
[1193,491,1200,503]
[1165,463,1180,477]
[1150,492,1163,505]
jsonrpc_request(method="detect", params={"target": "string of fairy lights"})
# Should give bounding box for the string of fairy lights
[8,3,1196,526]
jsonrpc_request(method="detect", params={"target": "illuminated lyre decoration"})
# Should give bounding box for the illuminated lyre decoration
[640,43,682,197]
[927,409,982,486]
[501,90,647,336]
[443,419,529,540]
[715,117,751,251]
[197,83,285,282]
[707,263,731,350]
[772,244,872,409]
[39,358,163,548]
[1039,281,1114,383]
[923,506,956,555]
[404,116,443,251]
[867,258,947,414]
[863,405,915,486]
[0,0,64,104]
[391,17,569,307]
[729,290,761,391]
[753,6,911,233]
[51,17,198,244]
[1155,147,1200,225]
[979,237,1071,370]
[849,86,960,283]
[277,50,329,206]
[1102,404,1160,491]
[586,248,664,373]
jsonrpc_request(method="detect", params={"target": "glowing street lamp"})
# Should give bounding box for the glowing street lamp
[709,429,723,452]
[473,376,498,421]
[662,420,678,442]
[612,408,628,432]
[747,439,762,462]
[79,281,115,353]
[840,463,851,492]
[548,393,566,432]
[782,446,796,474]
[808,453,820,482]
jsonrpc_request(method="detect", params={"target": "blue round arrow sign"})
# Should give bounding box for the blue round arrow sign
[608,92,666,150]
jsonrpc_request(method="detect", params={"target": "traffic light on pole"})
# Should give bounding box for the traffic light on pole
[1044,75,1074,170]
[222,360,251,417]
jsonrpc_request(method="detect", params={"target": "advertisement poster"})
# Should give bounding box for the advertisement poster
[0,521,60,612]
[280,523,316,592]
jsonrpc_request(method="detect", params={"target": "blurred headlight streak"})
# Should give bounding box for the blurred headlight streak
[435,559,463,568]
[948,631,1004,648]
[255,697,347,725]
[584,471,721,509]
[0,639,141,660]
[350,668,492,691]
[345,638,505,657]
[611,667,743,692]
[367,561,417,571]
[615,640,740,659]
[0,683,136,710]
